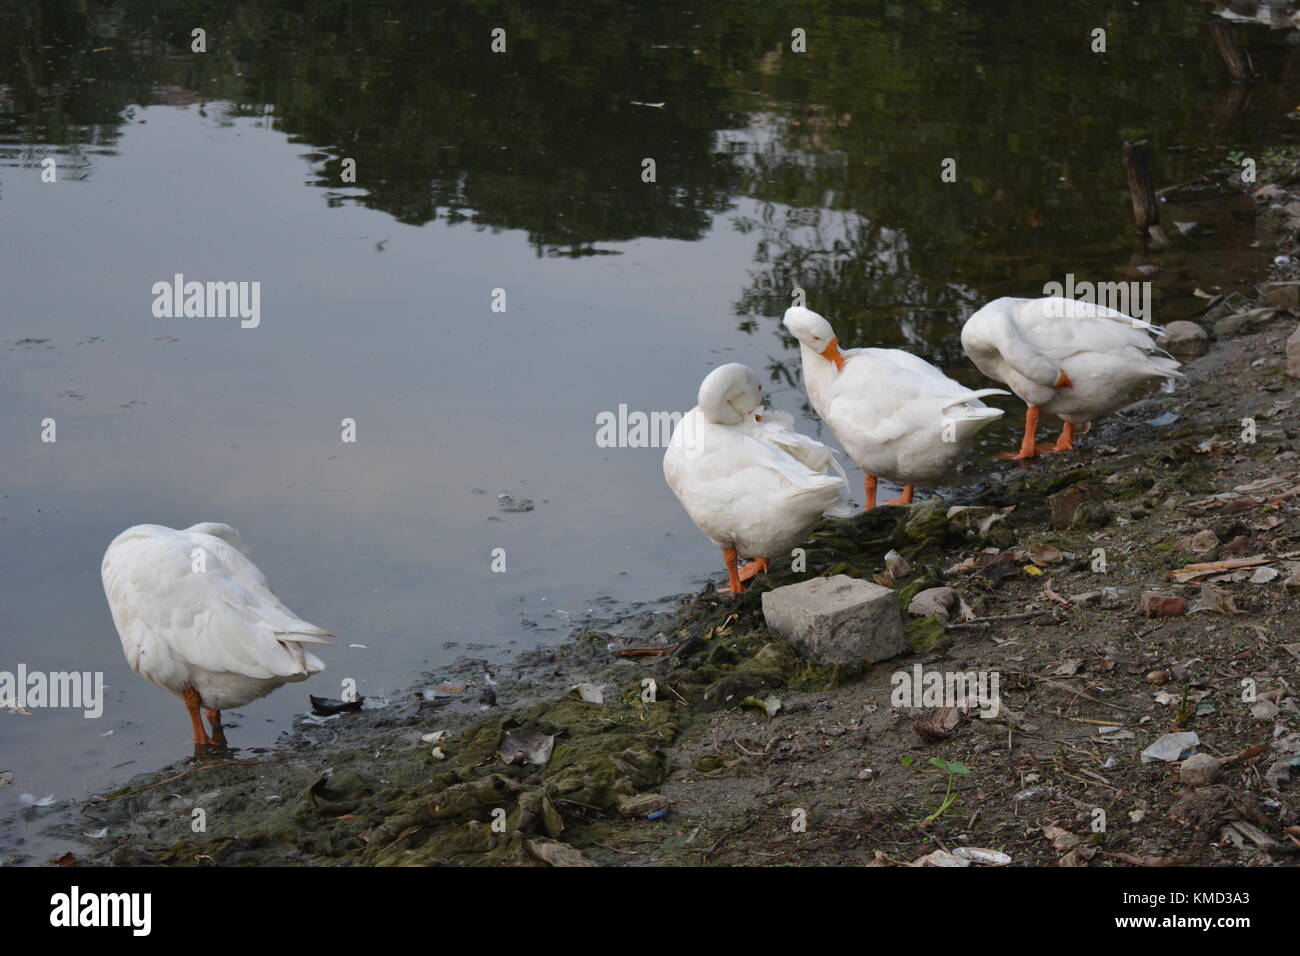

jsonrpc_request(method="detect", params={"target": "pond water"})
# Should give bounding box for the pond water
[0,0,1296,862]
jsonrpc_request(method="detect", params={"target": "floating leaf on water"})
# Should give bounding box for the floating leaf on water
[20,793,56,808]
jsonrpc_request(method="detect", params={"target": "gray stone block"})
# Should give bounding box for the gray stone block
[761,574,908,665]
[1156,320,1209,361]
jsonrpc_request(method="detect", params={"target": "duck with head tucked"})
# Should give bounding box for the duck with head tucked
[102,522,334,750]
[663,363,854,594]
[960,296,1182,459]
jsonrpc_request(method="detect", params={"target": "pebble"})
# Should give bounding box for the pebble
[1251,700,1280,720]
[1179,753,1221,787]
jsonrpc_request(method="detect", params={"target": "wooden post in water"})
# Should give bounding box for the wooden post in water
[1123,140,1168,250]
[1209,20,1256,85]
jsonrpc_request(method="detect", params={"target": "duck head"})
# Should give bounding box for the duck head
[698,363,764,425]
[783,306,843,370]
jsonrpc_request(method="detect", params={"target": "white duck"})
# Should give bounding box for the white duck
[783,306,1008,509]
[664,363,853,594]
[101,522,333,748]
[961,296,1182,459]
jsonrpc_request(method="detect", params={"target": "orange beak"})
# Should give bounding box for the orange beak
[820,338,845,371]
[1055,369,1073,388]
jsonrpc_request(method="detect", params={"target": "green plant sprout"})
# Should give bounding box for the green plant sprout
[902,755,971,824]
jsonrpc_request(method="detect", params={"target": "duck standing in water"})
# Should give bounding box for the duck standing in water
[961,296,1182,459]
[663,363,854,594]
[102,522,333,748]
[783,306,1008,508]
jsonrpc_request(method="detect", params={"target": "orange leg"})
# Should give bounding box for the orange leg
[864,475,878,510]
[884,485,914,506]
[183,688,217,747]
[1050,422,1075,454]
[721,547,745,595]
[737,557,769,582]
[995,406,1055,460]
[205,708,227,748]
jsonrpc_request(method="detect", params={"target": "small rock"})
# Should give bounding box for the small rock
[1145,670,1170,685]
[906,586,974,624]
[1252,699,1280,720]
[616,793,672,818]
[1261,282,1300,310]
[1175,529,1219,553]
[1288,324,1300,379]
[527,840,597,867]
[1141,592,1187,618]
[1216,308,1283,338]
[1252,184,1288,203]
[761,575,908,666]
[1158,320,1210,361]
[1179,753,1221,787]
[1224,535,1253,556]
[1048,482,1108,531]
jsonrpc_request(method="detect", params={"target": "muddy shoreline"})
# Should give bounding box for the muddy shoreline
[55,157,1300,867]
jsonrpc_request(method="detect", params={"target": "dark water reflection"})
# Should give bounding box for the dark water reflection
[1,0,1297,861]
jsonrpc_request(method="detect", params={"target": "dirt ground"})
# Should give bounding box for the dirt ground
[66,169,1300,868]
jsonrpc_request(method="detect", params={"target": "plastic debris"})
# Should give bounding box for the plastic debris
[310,695,364,716]
[1141,731,1199,763]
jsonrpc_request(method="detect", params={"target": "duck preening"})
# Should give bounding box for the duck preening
[663,363,854,594]
[782,306,1008,509]
[961,296,1183,459]
[101,522,333,749]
